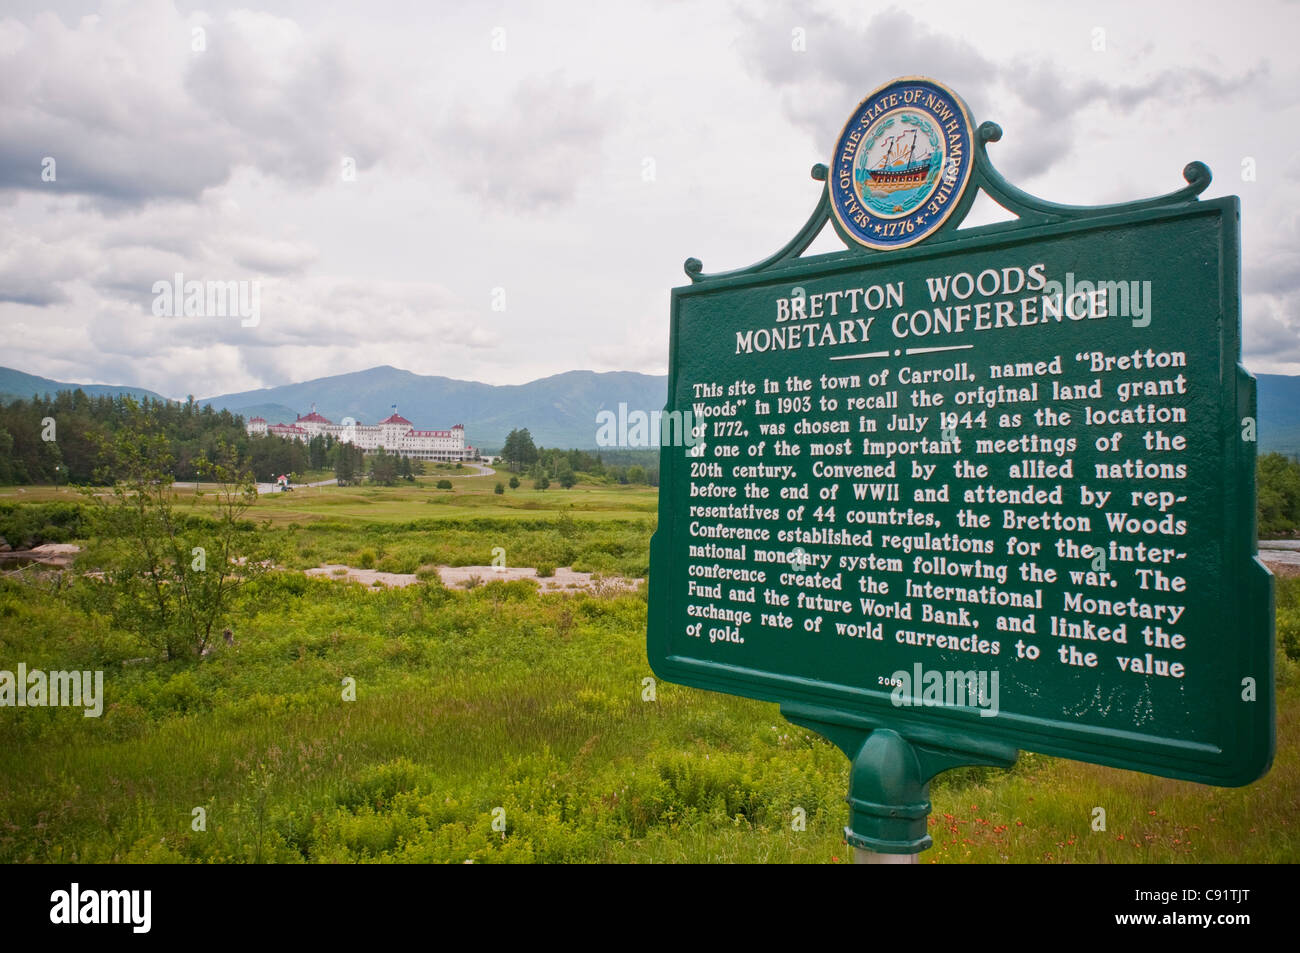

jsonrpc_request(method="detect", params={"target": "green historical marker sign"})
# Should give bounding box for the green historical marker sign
[647,77,1274,855]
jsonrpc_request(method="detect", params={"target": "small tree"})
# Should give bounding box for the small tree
[501,430,519,471]
[332,441,364,486]
[84,421,277,660]
[502,428,539,472]
[534,474,550,491]
[369,448,399,486]
[508,475,520,490]
[494,482,505,495]
[308,434,328,470]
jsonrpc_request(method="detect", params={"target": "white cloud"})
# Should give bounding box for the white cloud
[0,0,1298,393]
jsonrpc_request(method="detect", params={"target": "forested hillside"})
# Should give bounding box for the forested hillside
[0,390,306,484]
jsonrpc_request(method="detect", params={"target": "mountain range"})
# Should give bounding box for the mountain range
[2,364,1298,455]
[0,365,666,451]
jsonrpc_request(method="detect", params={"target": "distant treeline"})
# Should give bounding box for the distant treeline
[498,428,658,486]
[0,390,310,485]
[534,447,658,487]
[1259,452,1300,537]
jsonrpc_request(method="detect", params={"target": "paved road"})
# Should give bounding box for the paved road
[445,463,495,477]
[257,478,339,495]
[1259,540,1300,566]
[253,469,492,492]
[175,466,495,495]
[173,479,339,495]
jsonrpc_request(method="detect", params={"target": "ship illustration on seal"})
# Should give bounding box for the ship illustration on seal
[860,128,935,194]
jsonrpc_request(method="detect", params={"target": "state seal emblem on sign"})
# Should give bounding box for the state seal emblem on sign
[829,76,975,251]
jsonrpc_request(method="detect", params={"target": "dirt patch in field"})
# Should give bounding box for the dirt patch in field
[438,565,640,594]
[0,545,639,594]
[0,542,80,568]
[304,562,640,593]
[305,564,418,587]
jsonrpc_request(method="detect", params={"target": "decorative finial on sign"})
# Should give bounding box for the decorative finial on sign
[1183,161,1212,188]
[683,79,1215,284]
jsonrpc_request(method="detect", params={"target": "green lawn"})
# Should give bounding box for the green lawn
[238,478,659,576]
[254,480,658,525]
[0,482,1294,863]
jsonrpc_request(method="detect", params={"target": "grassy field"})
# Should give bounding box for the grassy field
[258,480,658,524]
[3,476,660,577]
[0,476,1296,863]
[1,471,657,522]
[236,475,657,577]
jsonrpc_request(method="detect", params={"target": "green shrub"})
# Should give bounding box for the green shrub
[1277,577,1300,661]
[1278,607,1300,662]
[0,501,88,547]
[376,555,410,574]
[338,758,427,810]
[436,480,453,490]
[1259,453,1300,537]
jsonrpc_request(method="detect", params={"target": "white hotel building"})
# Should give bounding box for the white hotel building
[246,406,477,462]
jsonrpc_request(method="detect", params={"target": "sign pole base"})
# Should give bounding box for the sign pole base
[781,703,1018,859]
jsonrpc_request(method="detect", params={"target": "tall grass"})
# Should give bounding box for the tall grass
[0,541,1295,863]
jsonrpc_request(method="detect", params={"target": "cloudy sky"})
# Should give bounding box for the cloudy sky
[1,0,1297,398]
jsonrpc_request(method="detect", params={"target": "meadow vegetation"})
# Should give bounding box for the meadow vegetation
[0,468,1296,863]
